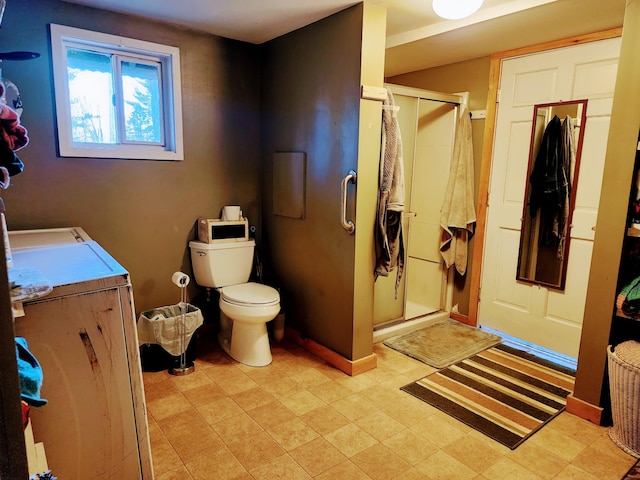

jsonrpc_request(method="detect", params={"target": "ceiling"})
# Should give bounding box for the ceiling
[60,0,626,77]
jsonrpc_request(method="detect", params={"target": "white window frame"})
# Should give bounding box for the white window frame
[50,24,184,161]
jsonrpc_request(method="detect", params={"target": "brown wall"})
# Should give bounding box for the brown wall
[386,56,491,315]
[0,0,261,315]
[260,5,366,359]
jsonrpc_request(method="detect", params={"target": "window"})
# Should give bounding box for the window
[50,24,183,160]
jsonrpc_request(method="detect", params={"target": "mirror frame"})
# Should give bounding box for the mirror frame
[516,99,589,291]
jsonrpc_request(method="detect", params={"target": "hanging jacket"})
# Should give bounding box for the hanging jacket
[529,115,567,247]
[556,115,575,260]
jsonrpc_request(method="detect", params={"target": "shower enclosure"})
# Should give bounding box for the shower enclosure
[373,84,463,341]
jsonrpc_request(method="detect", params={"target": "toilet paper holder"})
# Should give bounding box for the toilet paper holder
[169,271,195,376]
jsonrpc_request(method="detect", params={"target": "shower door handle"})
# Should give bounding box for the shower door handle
[340,170,357,234]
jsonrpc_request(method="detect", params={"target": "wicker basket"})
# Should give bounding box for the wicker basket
[608,341,640,458]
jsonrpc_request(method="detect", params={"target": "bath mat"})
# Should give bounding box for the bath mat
[401,343,576,449]
[383,318,502,368]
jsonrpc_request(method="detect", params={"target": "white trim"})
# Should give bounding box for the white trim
[50,24,184,161]
[481,326,578,371]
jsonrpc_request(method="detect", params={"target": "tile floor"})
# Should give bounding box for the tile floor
[143,326,637,480]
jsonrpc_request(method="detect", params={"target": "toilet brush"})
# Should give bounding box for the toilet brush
[169,272,195,376]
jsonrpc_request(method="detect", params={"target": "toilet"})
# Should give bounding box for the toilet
[189,237,280,367]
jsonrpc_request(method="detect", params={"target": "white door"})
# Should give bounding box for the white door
[479,37,621,358]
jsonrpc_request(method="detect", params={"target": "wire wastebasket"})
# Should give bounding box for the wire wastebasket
[137,272,203,375]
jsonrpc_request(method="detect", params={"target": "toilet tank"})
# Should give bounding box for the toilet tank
[189,239,255,288]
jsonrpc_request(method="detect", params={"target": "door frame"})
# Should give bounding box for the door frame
[467,27,623,326]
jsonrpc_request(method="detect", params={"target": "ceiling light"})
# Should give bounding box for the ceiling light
[432,0,484,19]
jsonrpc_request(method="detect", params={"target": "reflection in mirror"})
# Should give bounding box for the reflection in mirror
[516,99,588,290]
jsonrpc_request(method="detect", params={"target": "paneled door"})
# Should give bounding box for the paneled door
[479,37,621,358]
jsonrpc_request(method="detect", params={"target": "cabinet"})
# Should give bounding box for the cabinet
[612,138,640,344]
[11,239,153,479]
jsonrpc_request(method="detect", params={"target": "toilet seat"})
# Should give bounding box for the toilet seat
[220,282,279,307]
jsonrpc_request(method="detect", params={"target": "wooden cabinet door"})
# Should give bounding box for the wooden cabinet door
[14,287,141,479]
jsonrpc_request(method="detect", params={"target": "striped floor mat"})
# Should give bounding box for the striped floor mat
[401,343,576,449]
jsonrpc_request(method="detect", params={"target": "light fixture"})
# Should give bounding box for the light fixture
[432,0,484,20]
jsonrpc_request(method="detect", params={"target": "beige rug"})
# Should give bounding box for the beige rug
[383,318,502,368]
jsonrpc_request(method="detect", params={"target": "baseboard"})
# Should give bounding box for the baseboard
[566,393,603,425]
[285,327,377,376]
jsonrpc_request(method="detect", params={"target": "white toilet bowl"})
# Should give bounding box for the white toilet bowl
[189,235,281,367]
[217,282,280,367]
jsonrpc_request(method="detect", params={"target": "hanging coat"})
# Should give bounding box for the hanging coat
[556,115,575,260]
[528,115,570,248]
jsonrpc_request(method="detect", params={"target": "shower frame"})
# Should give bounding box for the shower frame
[373,84,465,342]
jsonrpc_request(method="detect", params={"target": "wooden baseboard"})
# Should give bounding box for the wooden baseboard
[285,327,377,376]
[566,393,603,425]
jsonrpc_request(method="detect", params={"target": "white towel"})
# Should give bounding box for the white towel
[440,108,476,275]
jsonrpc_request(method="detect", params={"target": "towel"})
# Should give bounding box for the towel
[0,101,27,188]
[617,276,640,317]
[15,337,47,407]
[375,88,405,297]
[0,103,28,151]
[380,90,405,212]
[9,267,53,302]
[440,108,476,275]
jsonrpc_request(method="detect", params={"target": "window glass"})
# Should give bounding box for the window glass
[50,24,183,161]
[121,60,163,144]
[66,48,116,144]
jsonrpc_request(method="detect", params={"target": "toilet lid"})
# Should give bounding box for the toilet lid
[220,282,280,307]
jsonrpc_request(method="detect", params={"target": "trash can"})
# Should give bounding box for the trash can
[137,303,204,372]
[608,340,640,458]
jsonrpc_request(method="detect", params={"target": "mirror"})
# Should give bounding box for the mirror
[516,99,588,290]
